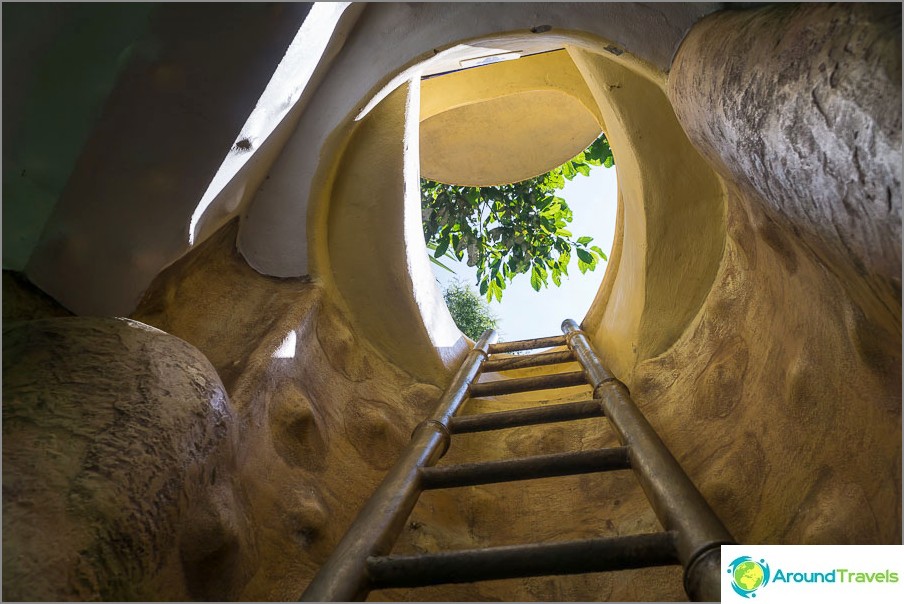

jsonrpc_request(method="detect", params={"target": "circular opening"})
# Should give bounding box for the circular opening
[317,33,726,380]
[417,49,619,340]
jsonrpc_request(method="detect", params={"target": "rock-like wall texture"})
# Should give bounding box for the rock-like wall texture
[131,220,687,601]
[2,4,899,602]
[2,317,240,600]
[131,220,444,600]
[661,2,901,545]
[669,3,901,328]
[630,190,901,547]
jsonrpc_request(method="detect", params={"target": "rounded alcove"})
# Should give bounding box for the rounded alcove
[302,31,726,385]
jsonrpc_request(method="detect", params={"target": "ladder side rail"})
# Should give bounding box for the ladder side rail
[561,319,735,602]
[299,329,498,601]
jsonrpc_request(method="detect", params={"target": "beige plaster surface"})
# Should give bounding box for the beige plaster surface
[3,3,900,602]
[420,89,600,187]
[419,50,604,186]
[570,46,725,381]
[131,220,447,600]
[321,82,468,384]
[309,31,724,387]
[238,3,722,280]
[420,49,603,126]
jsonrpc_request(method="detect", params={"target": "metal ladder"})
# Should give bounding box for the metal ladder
[301,319,735,601]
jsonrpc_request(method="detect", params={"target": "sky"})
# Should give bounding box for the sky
[430,164,619,342]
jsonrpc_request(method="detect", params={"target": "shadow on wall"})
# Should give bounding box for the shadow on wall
[0,2,900,601]
[317,37,726,388]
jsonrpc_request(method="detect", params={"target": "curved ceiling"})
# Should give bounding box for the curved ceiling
[420,88,601,186]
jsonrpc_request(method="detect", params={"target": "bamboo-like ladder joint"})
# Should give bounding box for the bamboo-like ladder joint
[366,531,680,589]
[419,447,630,489]
[299,330,499,602]
[480,349,575,372]
[449,399,604,434]
[561,319,735,601]
[469,370,587,397]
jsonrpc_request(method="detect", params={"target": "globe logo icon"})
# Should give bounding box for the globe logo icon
[727,556,771,598]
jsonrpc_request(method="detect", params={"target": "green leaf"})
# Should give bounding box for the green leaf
[420,133,610,296]
[433,237,450,258]
[530,268,542,292]
[591,245,608,261]
[562,162,576,180]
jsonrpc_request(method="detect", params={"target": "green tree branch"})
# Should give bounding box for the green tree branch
[422,134,615,301]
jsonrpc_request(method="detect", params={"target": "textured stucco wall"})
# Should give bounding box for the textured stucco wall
[3,317,241,600]
[668,3,901,330]
[654,0,902,546]
[2,3,899,602]
[128,217,691,600]
[131,220,446,600]
[628,189,901,548]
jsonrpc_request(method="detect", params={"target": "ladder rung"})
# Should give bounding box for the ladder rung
[450,400,604,434]
[470,371,587,397]
[488,335,567,354]
[366,531,679,589]
[419,447,630,489]
[481,349,575,373]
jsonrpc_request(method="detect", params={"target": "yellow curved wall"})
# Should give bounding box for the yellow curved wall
[313,35,727,387]
[419,50,604,186]
[569,47,726,379]
[420,89,600,186]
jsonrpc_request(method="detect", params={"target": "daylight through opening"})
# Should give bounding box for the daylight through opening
[417,49,619,341]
